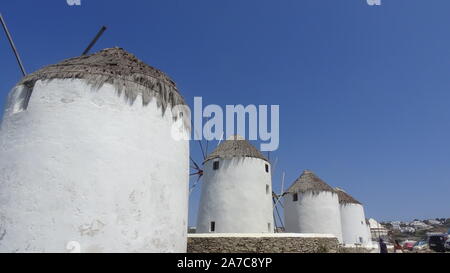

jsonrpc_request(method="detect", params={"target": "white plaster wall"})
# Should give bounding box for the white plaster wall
[366,224,375,247]
[340,203,371,247]
[365,230,374,248]
[284,191,343,243]
[196,157,274,233]
[0,79,189,253]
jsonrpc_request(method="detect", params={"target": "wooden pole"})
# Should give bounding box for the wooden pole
[82,26,107,55]
[0,13,26,76]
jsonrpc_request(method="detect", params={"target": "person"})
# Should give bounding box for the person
[379,238,388,253]
[394,240,403,253]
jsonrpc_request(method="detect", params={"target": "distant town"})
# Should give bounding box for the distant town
[364,218,450,252]
[380,218,450,239]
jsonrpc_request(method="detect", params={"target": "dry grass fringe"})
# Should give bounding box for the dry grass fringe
[17,48,186,121]
[287,170,336,194]
[335,188,362,205]
[204,139,268,163]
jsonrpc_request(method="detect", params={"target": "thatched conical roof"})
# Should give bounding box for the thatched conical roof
[335,188,362,205]
[18,47,185,112]
[204,136,268,163]
[286,170,335,194]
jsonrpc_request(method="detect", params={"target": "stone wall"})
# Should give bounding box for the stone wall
[187,233,339,253]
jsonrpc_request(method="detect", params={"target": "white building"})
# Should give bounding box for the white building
[196,136,274,233]
[335,188,371,247]
[284,170,343,243]
[367,218,389,240]
[426,219,442,226]
[410,221,432,230]
[401,227,416,233]
[391,221,402,231]
[0,48,190,253]
[365,219,374,247]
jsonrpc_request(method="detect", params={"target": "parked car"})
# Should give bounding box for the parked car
[413,240,428,251]
[403,241,416,251]
[428,234,448,252]
[445,238,450,252]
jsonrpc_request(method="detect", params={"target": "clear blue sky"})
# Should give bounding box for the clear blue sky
[1,0,449,225]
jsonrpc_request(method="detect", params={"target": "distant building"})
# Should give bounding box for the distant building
[188,227,197,234]
[426,219,442,225]
[391,221,401,231]
[275,227,285,233]
[410,221,432,230]
[368,218,389,239]
[400,227,415,233]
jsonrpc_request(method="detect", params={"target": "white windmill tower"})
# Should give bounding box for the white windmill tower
[335,188,371,247]
[0,47,190,252]
[284,170,343,242]
[196,135,274,233]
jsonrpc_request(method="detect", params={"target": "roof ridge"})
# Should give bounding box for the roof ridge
[286,170,335,193]
[204,139,268,163]
[334,187,362,205]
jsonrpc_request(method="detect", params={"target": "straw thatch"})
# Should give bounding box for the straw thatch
[335,188,362,205]
[18,47,185,114]
[204,137,268,163]
[286,170,335,194]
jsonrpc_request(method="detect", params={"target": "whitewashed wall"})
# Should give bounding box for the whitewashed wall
[340,203,371,246]
[0,79,189,253]
[284,191,343,243]
[366,223,375,246]
[197,157,274,233]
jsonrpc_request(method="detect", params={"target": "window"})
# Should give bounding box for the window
[266,185,270,195]
[268,223,272,232]
[265,164,269,173]
[293,193,298,202]
[213,161,219,170]
[210,221,216,232]
[11,85,33,114]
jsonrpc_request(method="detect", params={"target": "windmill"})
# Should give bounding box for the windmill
[0,16,193,252]
[195,136,275,233]
[283,170,343,243]
[192,139,287,233]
